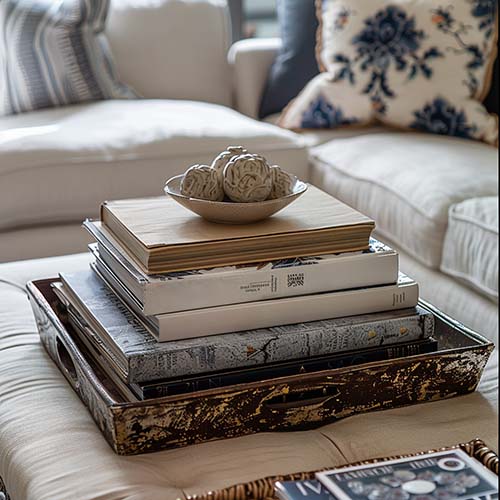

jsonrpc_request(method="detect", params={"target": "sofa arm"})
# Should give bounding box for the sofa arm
[228,38,281,119]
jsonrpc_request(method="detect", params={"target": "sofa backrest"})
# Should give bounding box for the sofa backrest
[107,0,232,107]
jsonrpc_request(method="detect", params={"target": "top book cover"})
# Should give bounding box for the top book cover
[101,186,375,274]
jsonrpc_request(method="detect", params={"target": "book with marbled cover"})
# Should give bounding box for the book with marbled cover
[58,271,434,383]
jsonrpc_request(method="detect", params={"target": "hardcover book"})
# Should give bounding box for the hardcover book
[68,304,436,400]
[85,220,398,315]
[126,339,437,399]
[92,258,420,341]
[55,270,433,383]
[99,186,375,274]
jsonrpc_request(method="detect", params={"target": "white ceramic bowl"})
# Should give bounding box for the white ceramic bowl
[164,174,308,224]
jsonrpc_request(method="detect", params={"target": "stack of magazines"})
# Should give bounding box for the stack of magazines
[274,449,499,499]
[52,184,437,401]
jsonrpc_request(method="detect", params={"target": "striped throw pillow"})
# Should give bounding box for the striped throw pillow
[0,0,137,115]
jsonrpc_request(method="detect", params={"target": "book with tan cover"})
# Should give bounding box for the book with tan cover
[100,186,375,274]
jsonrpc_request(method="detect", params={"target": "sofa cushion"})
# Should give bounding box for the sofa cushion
[107,0,232,107]
[265,113,391,147]
[258,0,499,119]
[280,0,498,145]
[310,132,498,268]
[0,99,307,231]
[441,197,499,302]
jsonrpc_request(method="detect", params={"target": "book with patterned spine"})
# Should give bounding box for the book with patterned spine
[85,220,398,315]
[126,338,437,400]
[55,271,433,383]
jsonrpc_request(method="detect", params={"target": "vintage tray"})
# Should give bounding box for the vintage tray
[28,278,494,456]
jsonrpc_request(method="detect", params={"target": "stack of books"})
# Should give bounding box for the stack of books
[53,186,437,401]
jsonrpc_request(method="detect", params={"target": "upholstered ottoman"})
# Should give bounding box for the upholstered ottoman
[0,254,497,500]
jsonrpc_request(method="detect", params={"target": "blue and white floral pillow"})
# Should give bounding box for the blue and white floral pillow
[280,0,498,144]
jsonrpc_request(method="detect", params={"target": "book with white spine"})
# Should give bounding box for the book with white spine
[88,253,419,342]
[57,270,431,383]
[85,220,398,315]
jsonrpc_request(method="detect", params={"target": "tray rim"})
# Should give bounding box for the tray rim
[28,279,118,408]
[27,278,495,410]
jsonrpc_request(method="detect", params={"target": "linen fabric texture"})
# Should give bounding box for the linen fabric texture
[0,0,136,116]
[258,0,320,118]
[280,0,498,144]
[310,132,499,270]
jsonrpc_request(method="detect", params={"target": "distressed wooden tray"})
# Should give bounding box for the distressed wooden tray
[28,278,494,456]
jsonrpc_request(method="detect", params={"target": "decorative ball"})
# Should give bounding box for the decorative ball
[180,164,224,201]
[223,154,272,202]
[211,146,248,180]
[269,165,295,199]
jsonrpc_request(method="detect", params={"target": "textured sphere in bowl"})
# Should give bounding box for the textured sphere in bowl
[223,154,272,202]
[211,146,248,181]
[165,174,308,224]
[269,165,296,199]
[180,164,224,201]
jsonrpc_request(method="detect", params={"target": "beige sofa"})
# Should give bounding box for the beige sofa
[0,3,498,498]
[0,0,498,346]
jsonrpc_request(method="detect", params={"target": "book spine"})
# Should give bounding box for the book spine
[144,251,398,315]
[134,339,437,400]
[155,280,420,342]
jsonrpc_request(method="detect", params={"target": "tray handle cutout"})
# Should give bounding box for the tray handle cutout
[56,337,78,386]
[264,385,340,411]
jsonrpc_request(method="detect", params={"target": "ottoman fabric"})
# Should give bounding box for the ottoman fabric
[0,254,497,500]
[310,132,499,268]
[442,197,499,302]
